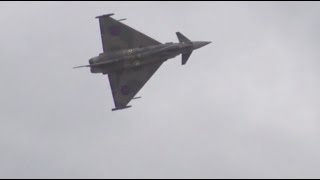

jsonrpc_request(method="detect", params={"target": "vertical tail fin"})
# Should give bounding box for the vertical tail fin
[176,32,192,65]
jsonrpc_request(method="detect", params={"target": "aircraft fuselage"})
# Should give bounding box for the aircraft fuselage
[89,41,209,74]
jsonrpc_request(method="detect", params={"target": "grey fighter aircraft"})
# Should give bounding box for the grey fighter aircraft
[74,14,211,111]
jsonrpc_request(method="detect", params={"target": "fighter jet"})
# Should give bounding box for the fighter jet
[74,14,211,111]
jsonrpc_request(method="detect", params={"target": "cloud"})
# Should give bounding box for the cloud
[1,1,320,178]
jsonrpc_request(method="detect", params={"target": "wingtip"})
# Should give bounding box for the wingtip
[112,105,132,111]
[96,13,115,19]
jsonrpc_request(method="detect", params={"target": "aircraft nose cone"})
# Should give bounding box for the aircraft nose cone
[193,41,211,50]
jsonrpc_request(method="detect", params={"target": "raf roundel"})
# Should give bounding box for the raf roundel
[120,85,131,96]
[109,26,121,36]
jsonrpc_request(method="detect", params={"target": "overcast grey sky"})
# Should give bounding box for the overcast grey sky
[1,1,320,178]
